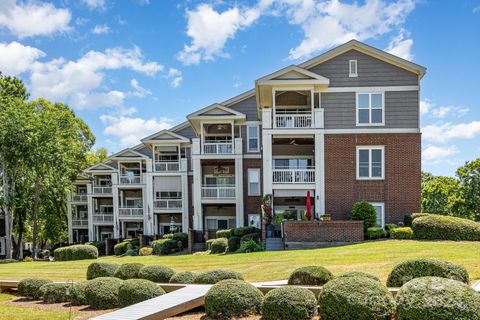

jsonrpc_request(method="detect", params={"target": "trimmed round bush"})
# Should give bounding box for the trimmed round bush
[228,236,241,252]
[138,265,175,283]
[139,247,153,256]
[114,241,128,256]
[86,262,118,280]
[318,276,396,320]
[169,271,195,284]
[396,277,480,320]
[390,227,414,239]
[70,281,89,306]
[216,229,231,239]
[205,279,264,319]
[85,277,124,309]
[54,244,98,261]
[18,278,53,299]
[152,239,178,255]
[367,227,388,239]
[387,258,469,287]
[40,283,71,304]
[412,214,480,241]
[194,269,244,284]
[262,287,317,320]
[288,266,333,286]
[114,263,145,280]
[350,201,377,229]
[118,279,165,307]
[210,238,228,254]
[337,271,381,282]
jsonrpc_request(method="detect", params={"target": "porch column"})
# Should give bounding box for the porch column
[235,157,244,227]
[262,133,273,195]
[143,184,153,236]
[181,173,189,231]
[87,188,94,242]
[314,133,325,216]
[192,157,203,230]
[112,185,120,239]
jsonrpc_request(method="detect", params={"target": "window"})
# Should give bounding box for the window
[204,176,235,186]
[206,218,236,229]
[248,169,261,196]
[125,198,142,208]
[356,92,384,125]
[349,59,358,77]
[369,203,385,228]
[247,125,259,152]
[357,147,384,179]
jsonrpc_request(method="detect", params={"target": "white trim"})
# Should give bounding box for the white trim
[256,65,330,85]
[110,148,149,159]
[356,92,385,126]
[324,128,420,134]
[247,168,261,196]
[141,129,190,143]
[221,89,256,107]
[369,202,385,228]
[247,124,260,152]
[243,154,262,159]
[328,85,418,92]
[187,103,246,119]
[349,59,358,77]
[356,146,385,180]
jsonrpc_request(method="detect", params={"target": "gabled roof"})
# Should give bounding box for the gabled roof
[141,129,190,144]
[84,162,116,173]
[110,148,149,159]
[187,103,246,120]
[256,65,330,85]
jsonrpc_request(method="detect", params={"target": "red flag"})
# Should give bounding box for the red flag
[306,191,312,220]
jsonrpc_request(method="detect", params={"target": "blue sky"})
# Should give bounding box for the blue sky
[0,0,479,177]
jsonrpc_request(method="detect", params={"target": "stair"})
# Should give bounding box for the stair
[265,238,284,251]
[192,243,206,252]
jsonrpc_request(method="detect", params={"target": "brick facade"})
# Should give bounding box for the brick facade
[324,133,421,224]
[283,221,364,242]
[242,159,263,225]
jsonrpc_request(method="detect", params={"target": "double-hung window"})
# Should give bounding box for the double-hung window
[247,125,259,152]
[248,168,260,196]
[356,92,384,125]
[357,146,384,179]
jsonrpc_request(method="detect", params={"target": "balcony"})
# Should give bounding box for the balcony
[275,114,312,128]
[273,168,315,184]
[118,207,144,218]
[203,141,233,154]
[154,199,182,210]
[155,161,179,172]
[70,194,87,202]
[92,214,114,223]
[72,219,88,228]
[92,186,112,195]
[119,175,142,185]
[201,185,236,200]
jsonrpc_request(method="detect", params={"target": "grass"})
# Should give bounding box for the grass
[0,240,479,283]
[0,294,79,320]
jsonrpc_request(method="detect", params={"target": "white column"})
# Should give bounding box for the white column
[235,158,244,227]
[87,184,94,242]
[112,185,120,238]
[146,175,155,235]
[315,133,326,216]
[262,133,273,195]
[192,157,203,230]
[67,201,73,243]
[181,173,189,230]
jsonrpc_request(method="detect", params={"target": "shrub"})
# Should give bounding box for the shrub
[38,249,50,259]
[169,271,195,284]
[412,214,480,241]
[228,236,241,252]
[210,238,228,254]
[124,243,138,256]
[194,269,244,284]
[18,278,53,299]
[404,214,413,227]
[231,226,258,237]
[114,263,145,280]
[262,287,317,320]
[163,232,188,249]
[387,258,469,287]
[86,241,106,256]
[0,258,18,264]
[40,283,71,304]
[366,227,388,239]
[288,266,333,286]
[114,241,129,256]
[390,227,414,239]
[396,277,480,320]
[54,244,98,261]
[86,262,118,280]
[350,201,377,229]
[216,229,231,239]
[138,265,175,283]
[205,280,264,319]
[240,232,260,243]
[336,271,380,282]
[206,239,215,251]
[152,239,178,255]
[118,279,165,307]
[238,240,263,253]
[85,277,124,309]
[318,276,396,320]
[139,247,153,256]
[70,281,89,306]
[385,223,397,236]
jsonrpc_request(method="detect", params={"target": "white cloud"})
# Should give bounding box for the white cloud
[0,0,71,38]
[92,24,111,35]
[386,28,413,60]
[474,6,480,13]
[422,145,458,163]
[420,99,432,116]
[423,121,480,143]
[130,78,151,97]
[165,68,183,88]
[81,0,106,10]
[431,106,469,118]
[0,41,45,75]
[137,0,150,5]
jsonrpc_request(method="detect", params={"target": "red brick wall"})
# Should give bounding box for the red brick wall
[243,159,263,226]
[283,221,364,242]
[324,133,421,224]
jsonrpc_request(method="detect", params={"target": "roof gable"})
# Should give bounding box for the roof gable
[256,65,330,85]
[85,162,116,172]
[110,148,148,159]
[187,103,246,119]
[141,129,190,143]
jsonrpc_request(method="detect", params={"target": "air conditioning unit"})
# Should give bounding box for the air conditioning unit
[214,166,230,174]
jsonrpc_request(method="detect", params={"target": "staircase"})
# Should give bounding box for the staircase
[265,238,284,251]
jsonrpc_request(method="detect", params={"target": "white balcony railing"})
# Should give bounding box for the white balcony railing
[71,194,88,202]
[203,141,233,154]
[72,219,88,227]
[119,207,144,217]
[92,186,112,195]
[275,114,312,128]
[155,161,180,172]
[201,185,236,199]
[92,214,114,223]
[154,199,182,210]
[273,168,315,183]
[119,175,142,185]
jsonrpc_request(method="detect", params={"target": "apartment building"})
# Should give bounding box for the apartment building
[68,40,425,244]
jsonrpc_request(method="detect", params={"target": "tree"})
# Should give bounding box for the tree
[421,175,464,217]
[456,158,480,221]
[85,147,109,168]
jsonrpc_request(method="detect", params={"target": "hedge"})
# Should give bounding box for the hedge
[318,276,396,320]
[350,201,377,229]
[216,229,231,239]
[85,277,124,309]
[0,258,18,264]
[194,269,244,284]
[114,241,129,256]
[40,283,71,304]
[169,271,196,284]
[139,247,153,256]
[228,236,241,252]
[337,271,380,282]
[114,263,145,280]
[240,232,260,244]
[163,232,188,248]
[138,265,175,283]
[387,258,469,287]
[118,279,165,307]
[366,227,387,239]
[18,278,53,299]
[231,226,258,237]
[396,277,480,320]
[412,214,480,241]
[54,244,98,261]
[152,239,178,255]
[210,238,228,254]
[288,266,333,286]
[205,280,264,319]
[86,262,118,280]
[206,239,215,251]
[86,241,106,256]
[238,240,263,253]
[262,287,317,320]
[390,227,414,239]
[70,281,89,306]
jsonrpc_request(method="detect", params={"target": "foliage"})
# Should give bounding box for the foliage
[205,279,264,319]
[118,279,165,307]
[412,213,480,240]
[138,265,175,283]
[85,241,105,256]
[404,214,413,227]
[237,240,263,253]
[85,277,124,309]
[384,223,397,236]
[114,263,145,280]
[227,236,241,252]
[70,281,89,306]
[262,286,317,320]
[240,232,260,244]
[350,201,377,229]
[169,271,195,284]
[390,227,414,239]
[216,229,231,239]
[86,262,118,280]
[288,265,333,286]
[318,276,396,320]
[0,259,18,264]
[152,239,178,255]
[54,244,98,261]
[194,269,244,284]
[85,148,109,168]
[366,227,388,239]
[17,278,53,299]
[210,238,228,254]
[40,283,71,304]
[139,247,153,256]
[162,232,188,249]
[421,175,465,217]
[386,258,469,287]
[232,226,258,237]
[114,241,129,256]
[456,158,480,221]
[206,239,215,251]
[396,277,480,320]
[336,271,380,282]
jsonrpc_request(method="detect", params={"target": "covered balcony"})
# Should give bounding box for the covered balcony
[71,205,88,228]
[70,185,88,202]
[118,162,145,185]
[201,161,236,201]
[153,145,188,172]
[153,176,183,212]
[118,189,144,218]
[90,175,113,195]
[272,137,315,184]
[92,199,114,224]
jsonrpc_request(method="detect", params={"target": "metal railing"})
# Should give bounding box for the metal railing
[118,207,144,217]
[92,186,112,195]
[201,185,236,199]
[203,141,233,154]
[272,168,315,183]
[72,219,88,227]
[153,198,183,210]
[154,161,180,172]
[275,114,312,128]
[119,175,142,184]
[71,194,88,202]
[92,214,114,223]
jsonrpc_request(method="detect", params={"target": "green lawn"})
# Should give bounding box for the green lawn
[1,240,479,283]
[0,294,79,320]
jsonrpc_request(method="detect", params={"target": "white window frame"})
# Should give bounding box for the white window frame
[248,168,261,196]
[356,146,385,180]
[356,92,385,126]
[247,125,260,152]
[369,202,385,228]
[205,216,236,229]
[349,59,358,77]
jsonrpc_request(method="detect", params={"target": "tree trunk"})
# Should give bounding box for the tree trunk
[2,161,13,259]
[32,179,42,260]
[13,211,24,259]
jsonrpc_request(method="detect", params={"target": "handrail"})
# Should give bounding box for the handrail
[275,114,312,128]
[272,168,315,183]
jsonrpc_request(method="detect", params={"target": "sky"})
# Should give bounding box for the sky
[0,0,479,177]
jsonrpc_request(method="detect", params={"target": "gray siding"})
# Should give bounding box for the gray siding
[228,95,259,121]
[137,146,153,158]
[173,124,197,139]
[241,125,262,154]
[385,91,419,128]
[309,49,418,87]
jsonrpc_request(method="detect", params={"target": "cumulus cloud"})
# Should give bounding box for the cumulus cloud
[165,68,183,88]
[81,0,106,10]
[130,78,151,97]
[0,0,71,38]
[0,41,45,75]
[423,121,480,143]
[420,99,432,116]
[422,145,458,162]
[386,28,413,60]
[92,24,111,34]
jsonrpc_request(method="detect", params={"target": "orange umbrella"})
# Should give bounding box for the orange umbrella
[306,191,312,220]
